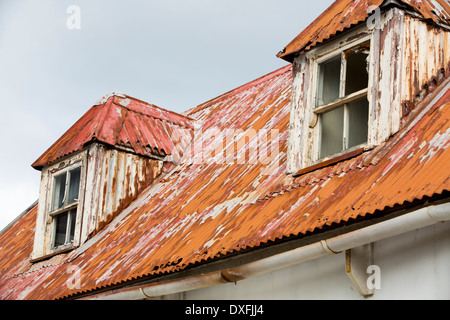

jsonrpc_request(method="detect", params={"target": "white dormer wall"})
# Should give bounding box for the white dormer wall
[81,143,163,242]
[287,8,450,174]
[32,142,163,261]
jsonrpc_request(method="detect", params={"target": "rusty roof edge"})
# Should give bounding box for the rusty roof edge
[93,92,126,106]
[66,193,450,300]
[258,73,450,201]
[395,0,450,30]
[187,64,292,116]
[94,95,199,160]
[23,68,449,296]
[277,0,450,62]
[117,94,200,126]
[31,98,115,171]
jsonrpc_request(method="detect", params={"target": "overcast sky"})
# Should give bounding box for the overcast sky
[0,0,332,230]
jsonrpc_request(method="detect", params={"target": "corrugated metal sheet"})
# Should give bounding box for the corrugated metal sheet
[277,0,450,61]
[31,94,197,170]
[0,63,449,299]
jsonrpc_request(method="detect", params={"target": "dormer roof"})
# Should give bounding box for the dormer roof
[277,0,450,62]
[31,93,198,170]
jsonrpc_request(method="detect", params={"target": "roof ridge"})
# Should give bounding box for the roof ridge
[278,0,450,61]
[259,74,450,202]
[93,96,119,144]
[93,92,198,130]
[257,71,450,203]
[187,64,292,115]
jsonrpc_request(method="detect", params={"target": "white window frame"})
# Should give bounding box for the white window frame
[31,151,87,261]
[308,35,372,163]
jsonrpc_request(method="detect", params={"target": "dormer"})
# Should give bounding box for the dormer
[31,93,197,261]
[281,0,450,174]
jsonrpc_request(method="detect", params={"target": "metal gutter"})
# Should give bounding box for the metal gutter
[83,202,450,300]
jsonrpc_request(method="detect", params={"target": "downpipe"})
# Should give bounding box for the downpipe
[86,202,450,300]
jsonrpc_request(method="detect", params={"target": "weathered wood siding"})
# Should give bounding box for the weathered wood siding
[82,144,163,242]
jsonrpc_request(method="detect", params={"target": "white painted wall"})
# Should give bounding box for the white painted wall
[184,221,450,300]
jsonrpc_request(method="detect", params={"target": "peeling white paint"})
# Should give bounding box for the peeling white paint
[420,128,450,164]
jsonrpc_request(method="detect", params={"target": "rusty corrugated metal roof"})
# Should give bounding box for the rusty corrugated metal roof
[31,93,198,170]
[0,63,449,299]
[277,0,450,61]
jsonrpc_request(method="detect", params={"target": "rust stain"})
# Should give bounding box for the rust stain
[1,0,450,297]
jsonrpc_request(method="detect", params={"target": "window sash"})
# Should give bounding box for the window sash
[52,209,77,248]
[314,42,370,160]
[314,40,370,112]
[49,163,81,250]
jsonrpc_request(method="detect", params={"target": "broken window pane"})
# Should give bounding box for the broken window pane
[67,167,81,205]
[52,173,67,211]
[316,56,341,106]
[53,211,68,248]
[320,107,344,158]
[345,50,369,95]
[347,98,369,148]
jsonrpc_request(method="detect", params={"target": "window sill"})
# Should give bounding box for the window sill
[30,244,77,263]
[293,147,364,177]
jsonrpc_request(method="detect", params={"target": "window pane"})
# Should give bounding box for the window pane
[347,98,369,148]
[317,56,341,106]
[69,209,77,243]
[345,50,369,95]
[52,173,67,211]
[320,106,344,158]
[53,212,68,247]
[67,167,81,205]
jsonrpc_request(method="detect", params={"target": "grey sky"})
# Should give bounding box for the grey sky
[0,0,332,230]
